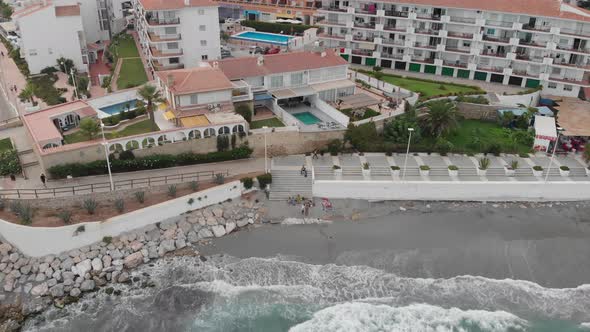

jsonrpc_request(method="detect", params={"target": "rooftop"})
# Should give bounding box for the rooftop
[213,51,348,80]
[156,67,234,95]
[137,0,216,10]
[553,96,590,136]
[54,4,80,17]
[23,101,96,145]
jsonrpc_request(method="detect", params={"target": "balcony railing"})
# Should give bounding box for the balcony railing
[560,28,590,39]
[318,33,346,39]
[383,25,405,32]
[518,39,547,48]
[483,35,510,43]
[382,39,404,46]
[522,24,551,32]
[149,47,183,57]
[152,61,184,71]
[512,69,538,77]
[148,33,181,42]
[477,65,503,73]
[443,60,468,68]
[354,22,376,29]
[549,76,584,84]
[322,6,347,12]
[515,53,530,60]
[556,45,590,54]
[412,58,435,64]
[353,35,374,42]
[146,16,180,25]
[445,47,470,54]
[413,42,436,49]
[316,18,346,26]
[416,14,441,21]
[355,6,377,15]
[351,49,373,56]
[415,28,438,36]
[384,10,409,18]
[481,50,507,58]
[381,53,403,60]
[449,16,476,24]
[447,32,474,39]
[485,20,512,28]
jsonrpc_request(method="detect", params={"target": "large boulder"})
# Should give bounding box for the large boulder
[72,259,92,277]
[0,243,12,256]
[211,226,226,238]
[80,279,95,292]
[159,240,175,254]
[123,252,143,269]
[198,228,213,239]
[129,241,143,252]
[49,283,64,297]
[91,258,103,272]
[30,282,48,296]
[225,222,236,234]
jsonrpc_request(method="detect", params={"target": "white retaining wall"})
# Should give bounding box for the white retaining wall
[313,180,590,202]
[310,95,350,126]
[351,71,419,105]
[0,181,244,257]
[494,91,540,107]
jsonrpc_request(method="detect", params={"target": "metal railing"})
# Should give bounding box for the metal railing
[0,169,229,199]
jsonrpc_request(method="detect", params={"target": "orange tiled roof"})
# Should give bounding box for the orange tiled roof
[23,101,97,144]
[156,67,234,95]
[213,50,348,80]
[137,0,216,10]
[55,4,80,17]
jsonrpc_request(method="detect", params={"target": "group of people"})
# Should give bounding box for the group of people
[287,195,314,216]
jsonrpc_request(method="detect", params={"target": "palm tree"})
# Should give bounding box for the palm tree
[421,100,459,138]
[137,84,165,131]
[19,82,36,105]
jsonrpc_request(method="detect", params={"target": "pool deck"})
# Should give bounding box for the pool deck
[86,89,141,119]
[231,31,293,46]
[286,104,345,132]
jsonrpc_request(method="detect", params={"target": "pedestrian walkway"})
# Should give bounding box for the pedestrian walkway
[0,42,26,119]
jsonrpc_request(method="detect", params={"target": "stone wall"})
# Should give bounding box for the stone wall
[456,102,503,121]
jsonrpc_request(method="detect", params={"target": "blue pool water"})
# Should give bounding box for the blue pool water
[232,31,293,45]
[99,99,138,116]
[293,112,321,125]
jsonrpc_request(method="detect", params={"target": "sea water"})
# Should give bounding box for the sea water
[24,255,590,332]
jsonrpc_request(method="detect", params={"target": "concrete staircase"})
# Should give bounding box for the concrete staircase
[342,166,363,180]
[269,168,313,201]
[369,166,392,179]
[568,167,587,178]
[485,167,505,177]
[314,166,335,180]
[428,167,449,177]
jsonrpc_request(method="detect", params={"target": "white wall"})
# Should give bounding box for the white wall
[0,181,244,257]
[17,7,87,74]
[495,90,540,107]
[310,95,350,126]
[178,5,221,68]
[178,89,232,107]
[313,180,590,202]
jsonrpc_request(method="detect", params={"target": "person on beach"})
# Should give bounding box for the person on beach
[40,173,46,187]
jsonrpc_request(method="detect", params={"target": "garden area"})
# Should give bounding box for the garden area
[106,33,148,89]
[250,118,285,129]
[0,139,21,176]
[0,137,13,151]
[63,119,159,144]
[356,68,485,101]
[343,99,534,155]
[340,108,381,121]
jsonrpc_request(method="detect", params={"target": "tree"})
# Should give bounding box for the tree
[138,84,165,131]
[383,115,421,144]
[79,118,100,139]
[18,82,36,105]
[235,104,252,123]
[344,122,380,151]
[57,57,75,73]
[420,99,459,138]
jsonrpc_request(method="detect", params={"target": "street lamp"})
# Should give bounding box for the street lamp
[61,61,79,100]
[262,126,269,173]
[544,126,564,183]
[100,121,114,191]
[402,127,415,181]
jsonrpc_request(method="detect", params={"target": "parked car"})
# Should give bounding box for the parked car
[265,47,280,55]
[221,49,232,59]
[249,46,264,54]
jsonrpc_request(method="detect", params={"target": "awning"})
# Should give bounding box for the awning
[534,115,557,141]
[163,111,176,120]
[276,13,295,19]
[270,86,316,99]
[311,79,356,93]
[358,42,375,50]
[254,93,274,101]
[180,115,210,127]
[554,97,590,136]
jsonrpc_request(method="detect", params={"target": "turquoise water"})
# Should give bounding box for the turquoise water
[232,31,293,45]
[293,112,321,125]
[99,99,138,115]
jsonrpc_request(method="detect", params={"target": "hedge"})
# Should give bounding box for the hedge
[257,173,272,189]
[240,20,315,35]
[0,149,21,176]
[48,145,253,179]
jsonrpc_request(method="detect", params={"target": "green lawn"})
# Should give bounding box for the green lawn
[117,58,148,89]
[64,119,159,144]
[0,138,13,151]
[250,118,285,129]
[340,108,381,121]
[110,34,139,58]
[378,74,481,99]
[442,120,532,154]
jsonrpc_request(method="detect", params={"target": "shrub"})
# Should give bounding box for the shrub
[217,135,230,152]
[118,150,135,160]
[509,160,519,170]
[167,185,177,197]
[560,165,570,171]
[135,191,145,203]
[114,198,125,213]
[0,149,22,176]
[231,134,237,149]
[214,173,225,184]
[519,153,530,158]
[332,165,341,170]
[235,104,252,123]
[257,173,272,189]
[19,204,33,225]
[190,180,199,192]
[362,162,370,170]
[434,139,453,156]
[76,225,85,233]
[187,198,195,205]
[241,177,253,189]
[327,139,342,156]
[10,201,22,216]
[102,236,112,244]
[486,143,502,156]
[448,165,459,170]
[455,95,489,104]
[83,199,98,215]
[58,210,72,224]
[419,165,430,171]
[390,166,400,170]
[479,157,491,170]
[533,165,543,171]
[0,198,4,211]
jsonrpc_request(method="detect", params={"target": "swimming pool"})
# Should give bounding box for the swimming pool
[293,112,321,125]
[99,99,138,116]
[231,31,293,45]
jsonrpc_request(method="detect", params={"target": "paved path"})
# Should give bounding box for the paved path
[350,64,527,95]
[1,157,265,190]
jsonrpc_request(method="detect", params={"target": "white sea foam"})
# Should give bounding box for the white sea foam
[289,302,528,332]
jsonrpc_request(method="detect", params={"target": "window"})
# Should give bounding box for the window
[199,25,206,31]
[486,28,495,35]
[165,27,176,35]
[170,57,180,64]
[548,82,557,89]
[190,94,198,104]
[463,42,471,47]
[200,40,207,46]
[290,72,303,86]
[28,49,37,56]
[551,67,560,75]
[564,84,573,91]
[198,9,205,15]
[201,54,208,60]
[270,75,283,88]
[167,42,179,50]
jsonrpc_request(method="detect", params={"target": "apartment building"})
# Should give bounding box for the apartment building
[216,0,320,24]
[317,0,590,97]
[134,0,222,71]
[14,2,89,74]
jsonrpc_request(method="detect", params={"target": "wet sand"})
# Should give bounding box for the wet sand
[202,200,590,288]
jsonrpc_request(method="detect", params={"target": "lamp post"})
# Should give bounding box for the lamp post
[402,127,414,181]
[544,127,564,183]
[100,121,114,191]
[61,61,79,100]
[262,126,268,173]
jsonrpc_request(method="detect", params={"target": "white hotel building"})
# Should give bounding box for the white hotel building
[317,0,590,97]
[134,0,222,71]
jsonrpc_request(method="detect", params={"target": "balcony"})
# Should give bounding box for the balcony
[511,69,538,78]
[518,39,547,48]
[551,58,590,69]
[315,18,346,26]
[152,61,184,71]
[449,16,476,24]
[414,28,438,36]
[382,39,404,46]
[351,49,373,56]
[381,53,403,60]
[353,22,375,29]
[383,25,405,32]
[447,31,474,39]
[384,10,409,18]
[548,76,585,84]
[145,15,180,26]
[443,60,468,68]
[355,6,377,15]
[515,53,530,61]
[480,50,507,58]
[416,13,441,21]
[147,32,181,42]
[485,20,512,28]
[352,35,374,42]
[413,42,436,50]
[483,35,510,44]
[560,28,590,39]
[412,57,435,64]
[445,46,470,54]
[321,6,347,12]
[477,65,503,73]
[556,45,590,55]
[318,33,346,40]
[522,24,551,32]
[149,47,183,58]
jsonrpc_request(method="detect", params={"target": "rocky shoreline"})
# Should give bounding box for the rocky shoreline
[0,195,267,331]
